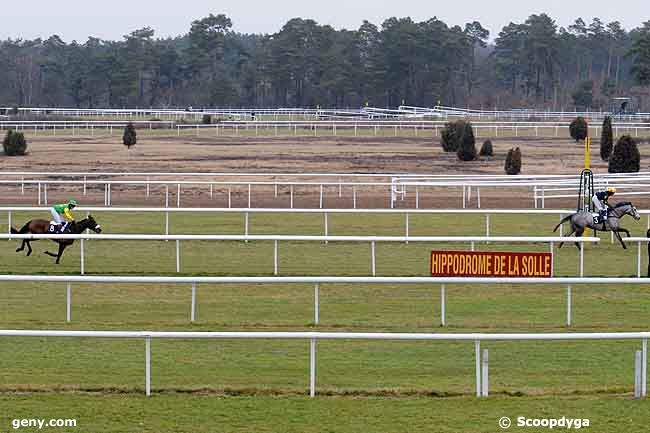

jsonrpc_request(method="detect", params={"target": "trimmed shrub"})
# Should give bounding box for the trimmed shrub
[479,139,493,157]
[569,117,588,142]
[600,116,613,161]
[123,122,137,149]
[456,121,477,161]
[504,147,521,175]
[440,120,468,152]
[202,114,212,125]
[608,135,640,173]
[2,130,27,156]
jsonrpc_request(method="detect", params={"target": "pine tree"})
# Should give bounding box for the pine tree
[600,116,613,161]
[456,121,477,161]
[440,120,466,152]
[570,117,588,142]
[505,147,522,175]
[609,135,640,173]
[479,139,493,157]
[2,130,27,156]
[123,122,137,149]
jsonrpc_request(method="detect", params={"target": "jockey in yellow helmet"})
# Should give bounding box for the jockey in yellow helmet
[592,188,616,221]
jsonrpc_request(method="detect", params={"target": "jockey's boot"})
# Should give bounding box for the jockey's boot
[59,222,69,233]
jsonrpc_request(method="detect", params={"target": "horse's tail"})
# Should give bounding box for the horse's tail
[11,222,30,234]
[554,214,574,232]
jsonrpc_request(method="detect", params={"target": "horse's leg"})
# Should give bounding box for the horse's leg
[44,241,60,259]
[16,240,25,253]
[45,243,67,264]
[26,241,32,256]
[559,227,577,249]
[55,243,68,264]
[613,230,627,249]
[574,228,584,250]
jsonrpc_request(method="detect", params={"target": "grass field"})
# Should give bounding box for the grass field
[1,212,649,432]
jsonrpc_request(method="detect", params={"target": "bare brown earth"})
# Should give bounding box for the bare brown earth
[0,133,648,208]
[1,134,642,174]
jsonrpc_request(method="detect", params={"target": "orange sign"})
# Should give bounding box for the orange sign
[430,251,552,278]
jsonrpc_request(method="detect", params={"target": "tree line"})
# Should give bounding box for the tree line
[1,13,650,110]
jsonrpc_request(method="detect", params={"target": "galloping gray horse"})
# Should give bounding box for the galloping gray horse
[553,202,641,249]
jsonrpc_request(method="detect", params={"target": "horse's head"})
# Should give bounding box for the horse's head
[615,202,641,221]
[86,215,102,233]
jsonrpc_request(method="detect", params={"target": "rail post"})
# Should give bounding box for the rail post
[440,284,446,327]
[481,349,489,397]
[643,338,648,397]
[274,240,279,275]
[314,284,319,325]
[176,240,181,273]
[145,336,151,397]
[567,286,572,327]
[310,338,316,398]
[637,241,642,278]
[324,213,329,244]
[80,239,85,275]
[475,340,481,397]
[635,350,642,399]
[580,246,584,277]
[371,241,376,276]
[191,283,196,322]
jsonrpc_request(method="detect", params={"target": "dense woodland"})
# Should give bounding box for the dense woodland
[2,13,650,110]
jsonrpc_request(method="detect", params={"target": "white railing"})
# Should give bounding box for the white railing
[0,328,646,398]
[2,275,644,328]
[2,119,650,139]
[2,233,590,277]
[2,206,647,246]
[4,176,650,210]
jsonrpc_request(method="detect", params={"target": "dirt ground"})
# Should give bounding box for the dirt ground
[0,134,640,174]
[0,133,647,208]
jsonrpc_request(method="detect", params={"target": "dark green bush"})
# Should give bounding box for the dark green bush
[123,122,137,149]
[440,120,468,152]
[608,135,640,173]
[2,130,27,156]
[570,117,588,142]
[456,121,477,161]
[505,147,521,175]
[479,139,493,157]
[600,116,613,161]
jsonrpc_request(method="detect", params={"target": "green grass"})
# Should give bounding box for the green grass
[1,212,649,431]
[0,394,646,433]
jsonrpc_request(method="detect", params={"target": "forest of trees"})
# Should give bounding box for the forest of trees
[1,13,650,110]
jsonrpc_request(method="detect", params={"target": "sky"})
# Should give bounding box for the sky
[1,0,648,42]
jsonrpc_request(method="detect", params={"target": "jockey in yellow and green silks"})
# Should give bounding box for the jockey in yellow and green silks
[51,200,77,232]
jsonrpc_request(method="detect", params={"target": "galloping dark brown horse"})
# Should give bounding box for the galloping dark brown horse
[11,216,102,264]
